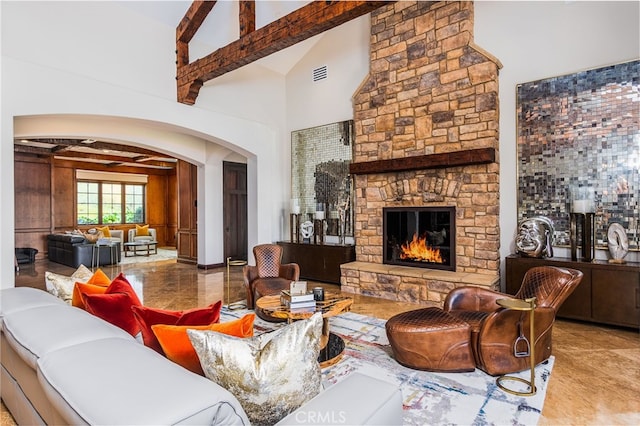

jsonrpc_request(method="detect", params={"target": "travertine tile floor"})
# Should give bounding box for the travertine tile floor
[3,257,639,425]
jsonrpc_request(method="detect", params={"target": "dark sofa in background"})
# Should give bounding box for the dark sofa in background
[47,234,121,268]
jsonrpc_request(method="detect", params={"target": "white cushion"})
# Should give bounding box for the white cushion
[2,304,132,369]
[1,287,66,322]
[37,337,249,425]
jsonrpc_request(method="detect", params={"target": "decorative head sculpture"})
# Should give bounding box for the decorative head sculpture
[515,216,554,258]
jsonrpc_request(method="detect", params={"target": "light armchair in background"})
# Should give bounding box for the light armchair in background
[127,226,157,243]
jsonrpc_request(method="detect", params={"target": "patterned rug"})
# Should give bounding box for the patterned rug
[220,308,554,426]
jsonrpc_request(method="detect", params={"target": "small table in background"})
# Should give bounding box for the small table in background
[91,242,119,268]
[256,292,354,368]
[123,240,158,257]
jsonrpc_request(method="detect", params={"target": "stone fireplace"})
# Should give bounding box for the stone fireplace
[340,1,502,306]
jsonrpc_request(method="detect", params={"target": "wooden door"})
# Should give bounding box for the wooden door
[176,160,198,264]
[223,162,247,261]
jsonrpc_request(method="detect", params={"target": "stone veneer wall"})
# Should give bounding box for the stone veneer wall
[342,1,502,306]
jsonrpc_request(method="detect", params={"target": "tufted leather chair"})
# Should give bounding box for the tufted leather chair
[443,266,583,376]
[243,244,300,311]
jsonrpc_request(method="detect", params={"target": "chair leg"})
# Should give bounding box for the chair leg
[245,287,255,309]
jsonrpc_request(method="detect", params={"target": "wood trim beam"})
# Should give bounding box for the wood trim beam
[176,1,216,68]
[239,1,255,37]
[177,1,394,105]
[349,148,497,175]
[177,1,217,44]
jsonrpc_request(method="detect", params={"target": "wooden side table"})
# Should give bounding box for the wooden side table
[495,297,537,396]
[256,292,353,367]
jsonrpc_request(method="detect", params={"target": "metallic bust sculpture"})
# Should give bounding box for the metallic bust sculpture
[516,216,555,258]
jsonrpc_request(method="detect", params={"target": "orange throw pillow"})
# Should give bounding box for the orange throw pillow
[97,225,111,238]
[72,282,108,309]
[71,269,111,309]
[135,224,150,236]
[152,314,255,375]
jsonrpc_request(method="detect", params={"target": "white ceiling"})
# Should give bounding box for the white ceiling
[118,0,317,75]
[13,1,327,168]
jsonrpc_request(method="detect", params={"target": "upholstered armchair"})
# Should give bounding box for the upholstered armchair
[243,244,300,310]
[95,226,123,245]
[127,227,157,243]
[443,266,583,376]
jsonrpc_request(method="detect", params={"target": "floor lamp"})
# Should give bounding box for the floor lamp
[226,257,247,310]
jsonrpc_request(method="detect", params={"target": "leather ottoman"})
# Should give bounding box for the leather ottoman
[385,307,475,372]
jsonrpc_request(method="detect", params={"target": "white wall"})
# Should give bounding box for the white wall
[0,1,289,287]
[474,1,640,278]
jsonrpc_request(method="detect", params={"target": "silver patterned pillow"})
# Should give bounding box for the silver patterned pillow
[45,264,93,303]
[188,312,323,425]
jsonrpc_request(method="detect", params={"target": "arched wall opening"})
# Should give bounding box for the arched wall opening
[9,114,262,283]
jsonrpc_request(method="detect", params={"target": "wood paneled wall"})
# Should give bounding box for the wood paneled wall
[14,155,52,256]
[14,153,178,259]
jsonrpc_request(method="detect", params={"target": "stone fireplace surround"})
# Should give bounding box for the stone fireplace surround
[340,1,502,307]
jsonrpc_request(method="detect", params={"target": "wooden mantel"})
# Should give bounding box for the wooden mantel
[349,148,496,175]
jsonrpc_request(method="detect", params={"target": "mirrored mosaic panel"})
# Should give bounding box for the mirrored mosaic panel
[517,60,639,250]
[291,120,354,237]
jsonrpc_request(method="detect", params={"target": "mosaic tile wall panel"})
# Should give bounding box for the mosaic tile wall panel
[291,120,353,236]
[517,60,639,250]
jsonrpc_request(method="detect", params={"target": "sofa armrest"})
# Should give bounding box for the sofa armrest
[109,230,123,241]
[279,263,300,281]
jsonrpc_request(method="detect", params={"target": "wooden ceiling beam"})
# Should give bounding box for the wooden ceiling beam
[177,0,394,105]
[177,1,217,44]
[239,1,255,37]
[176,1,217,68]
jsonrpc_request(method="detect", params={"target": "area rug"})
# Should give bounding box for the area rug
[119,248,177,265]
[220,308,554,426]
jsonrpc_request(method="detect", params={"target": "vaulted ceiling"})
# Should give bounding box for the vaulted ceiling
[176,0,394,104]
[14,1,394,168]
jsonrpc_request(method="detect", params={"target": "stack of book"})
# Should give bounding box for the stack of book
[280,290,316,312]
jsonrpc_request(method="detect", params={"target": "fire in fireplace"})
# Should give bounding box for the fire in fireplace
[383,206,456,271]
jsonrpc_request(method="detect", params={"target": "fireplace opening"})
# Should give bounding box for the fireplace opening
[383,206,456,271]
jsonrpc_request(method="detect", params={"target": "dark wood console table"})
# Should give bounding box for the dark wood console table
[277,241,356,284]
[505,254,640,328]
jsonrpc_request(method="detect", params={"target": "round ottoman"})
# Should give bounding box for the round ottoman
[385,307,475,372]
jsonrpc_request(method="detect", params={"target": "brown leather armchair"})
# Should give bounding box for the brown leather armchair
[243,244,300,310]
[444,265,583,376]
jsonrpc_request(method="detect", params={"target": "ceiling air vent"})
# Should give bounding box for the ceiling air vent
[312,65,328,82]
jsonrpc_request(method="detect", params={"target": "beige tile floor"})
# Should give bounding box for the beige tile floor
[3,257,639,425]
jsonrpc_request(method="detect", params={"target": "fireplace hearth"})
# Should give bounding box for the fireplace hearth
[383,206,456,271]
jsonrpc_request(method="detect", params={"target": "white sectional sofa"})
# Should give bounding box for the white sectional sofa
[1,287,403,425]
